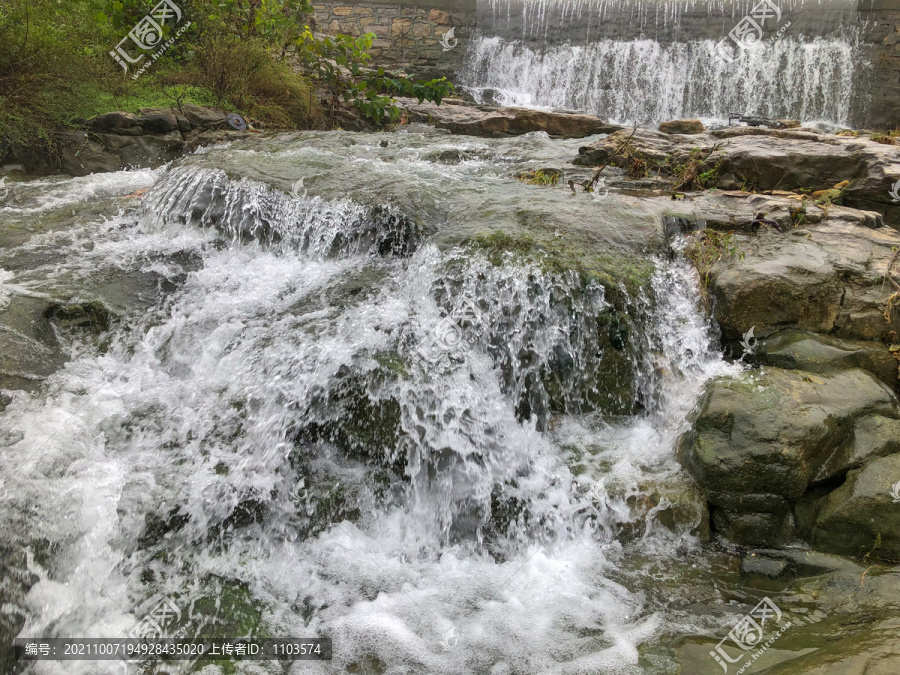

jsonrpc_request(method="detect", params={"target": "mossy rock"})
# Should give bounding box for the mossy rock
[44,300,112,333]
[465,226,655,306]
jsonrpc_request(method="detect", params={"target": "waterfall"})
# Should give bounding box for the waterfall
[461,34,862,124]
[0,134,738,673]
[462,0,868,125]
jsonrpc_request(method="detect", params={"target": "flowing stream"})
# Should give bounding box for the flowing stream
[0,129,754,674]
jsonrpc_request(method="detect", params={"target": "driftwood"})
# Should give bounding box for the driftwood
[587,124,639,190]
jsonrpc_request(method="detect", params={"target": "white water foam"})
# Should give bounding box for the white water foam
[461,34,862,125]
[0,168,736,674]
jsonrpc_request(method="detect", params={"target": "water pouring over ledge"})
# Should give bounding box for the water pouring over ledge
[461,0,869,126]
[0,128,820,674]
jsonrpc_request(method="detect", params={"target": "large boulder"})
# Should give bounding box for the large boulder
[705,216,900,343]
[679,367,900,547]
[397,98,622,138]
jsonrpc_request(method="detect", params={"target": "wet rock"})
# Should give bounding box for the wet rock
[806,453,900,561]
[98,131,185,168]
[397,98,622,138]
[658,119,705,135]
[179,104,228,130]
[763,619,900,674]
[0,295,65,391]
[753,329,899,388]
[0,392,10,412]
[575,127,687,167]
[679,367,900,547]
[705,215,900,344]
[573,126,900,225]
[812,415,900,484]
[613,478,710,542]
[57,132,124,176]
[740,554,791,579]
[44,300,111,333]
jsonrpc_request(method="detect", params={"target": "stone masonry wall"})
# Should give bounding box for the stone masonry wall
[861,5,900,129]
[312,0,477,79]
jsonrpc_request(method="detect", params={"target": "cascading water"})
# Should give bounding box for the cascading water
[462,34,861,124]
[0,130,744,674]
[461,0,868,125]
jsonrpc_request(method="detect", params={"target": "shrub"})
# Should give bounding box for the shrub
[194,37,322,128]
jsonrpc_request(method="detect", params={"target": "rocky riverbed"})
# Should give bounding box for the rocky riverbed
[1,110,900,674]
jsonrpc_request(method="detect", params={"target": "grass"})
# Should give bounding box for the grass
[684,229,744,289]
[517,169,561,186]
[0,0,322,168]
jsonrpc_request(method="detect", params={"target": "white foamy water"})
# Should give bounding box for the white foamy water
[0,155,738,673]
[461,34,861,125]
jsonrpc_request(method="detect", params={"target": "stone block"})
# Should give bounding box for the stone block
[428,9,452,24]
[413,22,431,36]
[352,7,373,14]
[392,17,411,35]
[332,6,352,15]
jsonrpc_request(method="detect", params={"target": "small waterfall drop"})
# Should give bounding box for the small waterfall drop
[462,0,869,125]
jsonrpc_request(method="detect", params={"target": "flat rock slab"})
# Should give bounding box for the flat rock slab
[574,126,900,226]
[396,98,622,138]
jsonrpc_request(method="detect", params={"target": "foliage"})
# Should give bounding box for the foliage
[671,148,720,191]
[194,37,322,128]
[517,169,561,186]
[297,29,453,125]
[871,132,896,146]
[684,229,744,287]
[0,0,453,163]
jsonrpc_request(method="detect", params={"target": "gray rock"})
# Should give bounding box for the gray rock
[0,295,65,391]
[706,217,900,343]
[180,104,228,130]
[740,554,791,579]
[573,126,900,225]
[137,108,179,133]
[813,416,900,484]
[56,132,124,176]
[807,453,900,560]
[87,111,141,132]
[679,367,900,546]
[753,329,899,387]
